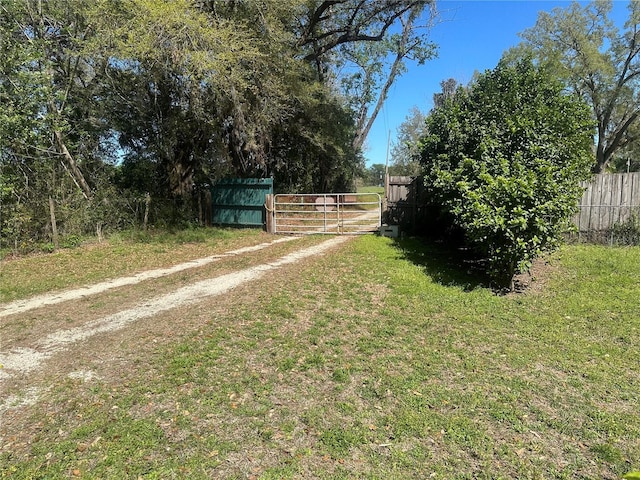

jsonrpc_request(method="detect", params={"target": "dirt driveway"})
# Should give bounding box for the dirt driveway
[0,235,351,435]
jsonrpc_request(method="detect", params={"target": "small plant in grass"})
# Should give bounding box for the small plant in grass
[60,234,83,249]
[611,209,640,245]
[319,427,366,458]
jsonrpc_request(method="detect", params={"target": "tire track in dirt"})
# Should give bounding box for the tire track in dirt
[0,236,297,318]
[0,236,351,412]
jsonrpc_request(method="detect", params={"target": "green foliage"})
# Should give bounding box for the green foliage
[0,0,136,250]
[363,164,386,187]
[419,59,594,288]
[610,209,640,245]
[507,0,640,173]
[1,0,435,246]
[390,106,426,176]
[270,83,364,193]
[608,152,640,173]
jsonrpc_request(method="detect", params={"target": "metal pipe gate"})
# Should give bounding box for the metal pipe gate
[273,193,381,235]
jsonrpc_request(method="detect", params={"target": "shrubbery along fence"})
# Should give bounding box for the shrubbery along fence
[386,172,640,245]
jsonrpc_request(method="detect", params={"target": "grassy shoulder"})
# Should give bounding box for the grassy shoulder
[0,227,271,303]
[2,236,639,479]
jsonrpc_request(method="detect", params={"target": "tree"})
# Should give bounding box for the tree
[269,83,364,194]
[2,0,438,249]
[341,7,437,152]
[22,0,105,200]
[389,106,425,176]
[99,0,364,197]
[365,164,386,186]
[608,154,640,172]
[419,59,595,289]
[92,0,287,196]
[0,0,118,249]
[296,1,437,152]
[506,0,640,173]
[388,80,461,176]
[432,77,457,109]
[296,0,433,74]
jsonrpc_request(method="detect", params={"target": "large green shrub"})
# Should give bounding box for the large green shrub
[419,59,595,288]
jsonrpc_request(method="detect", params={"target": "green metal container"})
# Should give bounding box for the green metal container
[211,178,273,227]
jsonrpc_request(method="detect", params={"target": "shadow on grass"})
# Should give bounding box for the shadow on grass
[391,236,490,291]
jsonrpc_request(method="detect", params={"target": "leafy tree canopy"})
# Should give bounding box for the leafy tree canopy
[389,106,426,176]
[505,0,640,173]
[0,0,437,250]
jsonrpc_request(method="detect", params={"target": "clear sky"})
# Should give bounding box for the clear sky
[364,0,631,167]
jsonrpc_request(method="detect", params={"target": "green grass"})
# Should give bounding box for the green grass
[0,227,265,302]
[2,235,639,479]
[357,185,385,195]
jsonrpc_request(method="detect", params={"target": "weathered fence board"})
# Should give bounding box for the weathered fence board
[384,175,429,229]
[574,172,640,233]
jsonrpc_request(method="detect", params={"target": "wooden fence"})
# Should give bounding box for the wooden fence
[574,172,640,233]
[385,172,640,237]
[384,175,428,229]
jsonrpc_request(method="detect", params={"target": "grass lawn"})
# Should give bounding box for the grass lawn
[1,234,639,479]
[357,185,385,195]
[0,227,266,302]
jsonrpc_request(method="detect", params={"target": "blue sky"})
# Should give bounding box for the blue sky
[364,0,631,167]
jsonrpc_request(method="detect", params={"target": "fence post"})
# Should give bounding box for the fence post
[48,196,59,250]
[384,173,389,216]
[265,194,275,233]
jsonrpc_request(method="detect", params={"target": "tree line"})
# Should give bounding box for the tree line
[0,0,436,252]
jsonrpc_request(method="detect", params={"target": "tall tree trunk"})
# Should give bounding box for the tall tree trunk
[594,130,606,174]
[352,13,416,152]
[54,130,92,200]
[352,52,403,151]
[143,193,151,230]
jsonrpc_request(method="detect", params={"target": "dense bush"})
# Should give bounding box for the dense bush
[419,59,595,288]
